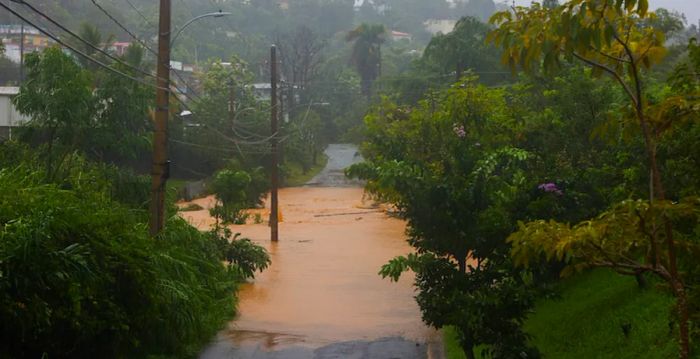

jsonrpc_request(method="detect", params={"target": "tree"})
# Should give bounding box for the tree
[210,168,252,225]
[178,58,267,175]
[423,16,500,81]
[13,47,95,179]
[90,47,152,161]
[349,79,540,358]
[276,25,325,109]
[74,22,114,71]
[346,23,386,98]
[13,45,153,170]
[489,2,698,356]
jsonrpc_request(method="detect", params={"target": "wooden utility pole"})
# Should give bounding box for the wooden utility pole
[228,79,235,128]
[19,23,24,83]
[149,0,171,236]
[270,45,279,242]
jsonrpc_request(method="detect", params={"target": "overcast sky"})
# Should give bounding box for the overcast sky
[513,0,700,24]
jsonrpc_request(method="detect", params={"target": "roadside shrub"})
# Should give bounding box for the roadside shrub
[209,168,252,224]
[0,168,237,358]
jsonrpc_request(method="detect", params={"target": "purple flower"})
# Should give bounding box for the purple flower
[538,182,563,195]
[453,123,466,138]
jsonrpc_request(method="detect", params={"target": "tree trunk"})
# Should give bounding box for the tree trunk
[464,344,476,359]
[671,279,691,359]
[636,102,688,358]
[458,257,466,274]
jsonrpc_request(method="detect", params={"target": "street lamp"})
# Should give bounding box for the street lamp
[170,11,232,46]
[149,5,231,236]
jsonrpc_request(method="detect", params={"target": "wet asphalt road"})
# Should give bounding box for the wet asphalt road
[305,143,365,187]
[197,144,441,359]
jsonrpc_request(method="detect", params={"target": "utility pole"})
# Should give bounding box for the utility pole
[228,79,235,129]
[270,45,279,242]
[149,0,171,236]
[19,23,24,84]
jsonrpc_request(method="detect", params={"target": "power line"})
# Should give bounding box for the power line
[0,2,169,92]
[16,0,160,81]
[89,0,159,57]
[4,2,201,105]
[87,0,203,102]
[172,69,202,101]
[124,0,156,29]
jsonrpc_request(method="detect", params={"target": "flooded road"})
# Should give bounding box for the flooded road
[180,144,441,359]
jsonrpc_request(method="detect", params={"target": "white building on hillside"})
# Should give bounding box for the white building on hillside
[0,87,30,141]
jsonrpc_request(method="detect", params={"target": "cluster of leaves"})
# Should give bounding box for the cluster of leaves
[208,228,271,280]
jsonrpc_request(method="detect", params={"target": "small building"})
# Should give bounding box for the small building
[109,42,132,56]
[0,87,30,141]
[390,30,412,42]
[1,25,54,64]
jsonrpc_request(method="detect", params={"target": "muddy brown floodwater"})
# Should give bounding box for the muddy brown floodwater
[180,145,440,359]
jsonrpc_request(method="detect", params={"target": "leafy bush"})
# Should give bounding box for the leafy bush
[209,166,270,224]
[0,168,238,358]
[207,228,271,280]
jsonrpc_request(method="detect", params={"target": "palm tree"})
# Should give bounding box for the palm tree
[346,23,385,98]
[76,22,114,70]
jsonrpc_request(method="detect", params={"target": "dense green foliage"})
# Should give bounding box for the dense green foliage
[0,165,237,358]
[352,78,544,358]
[1,41,271,358]
[489,2,700,356]
[15,47,152,171]
[351,3,699,358]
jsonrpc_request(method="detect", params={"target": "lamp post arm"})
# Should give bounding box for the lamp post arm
[170,11,231,46]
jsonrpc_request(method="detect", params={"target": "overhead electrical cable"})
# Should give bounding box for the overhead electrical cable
[15,0,161,81]
[88,0,159,56]
[10,0,197,103]
[0,2,170,91]
[124,0,156,29]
